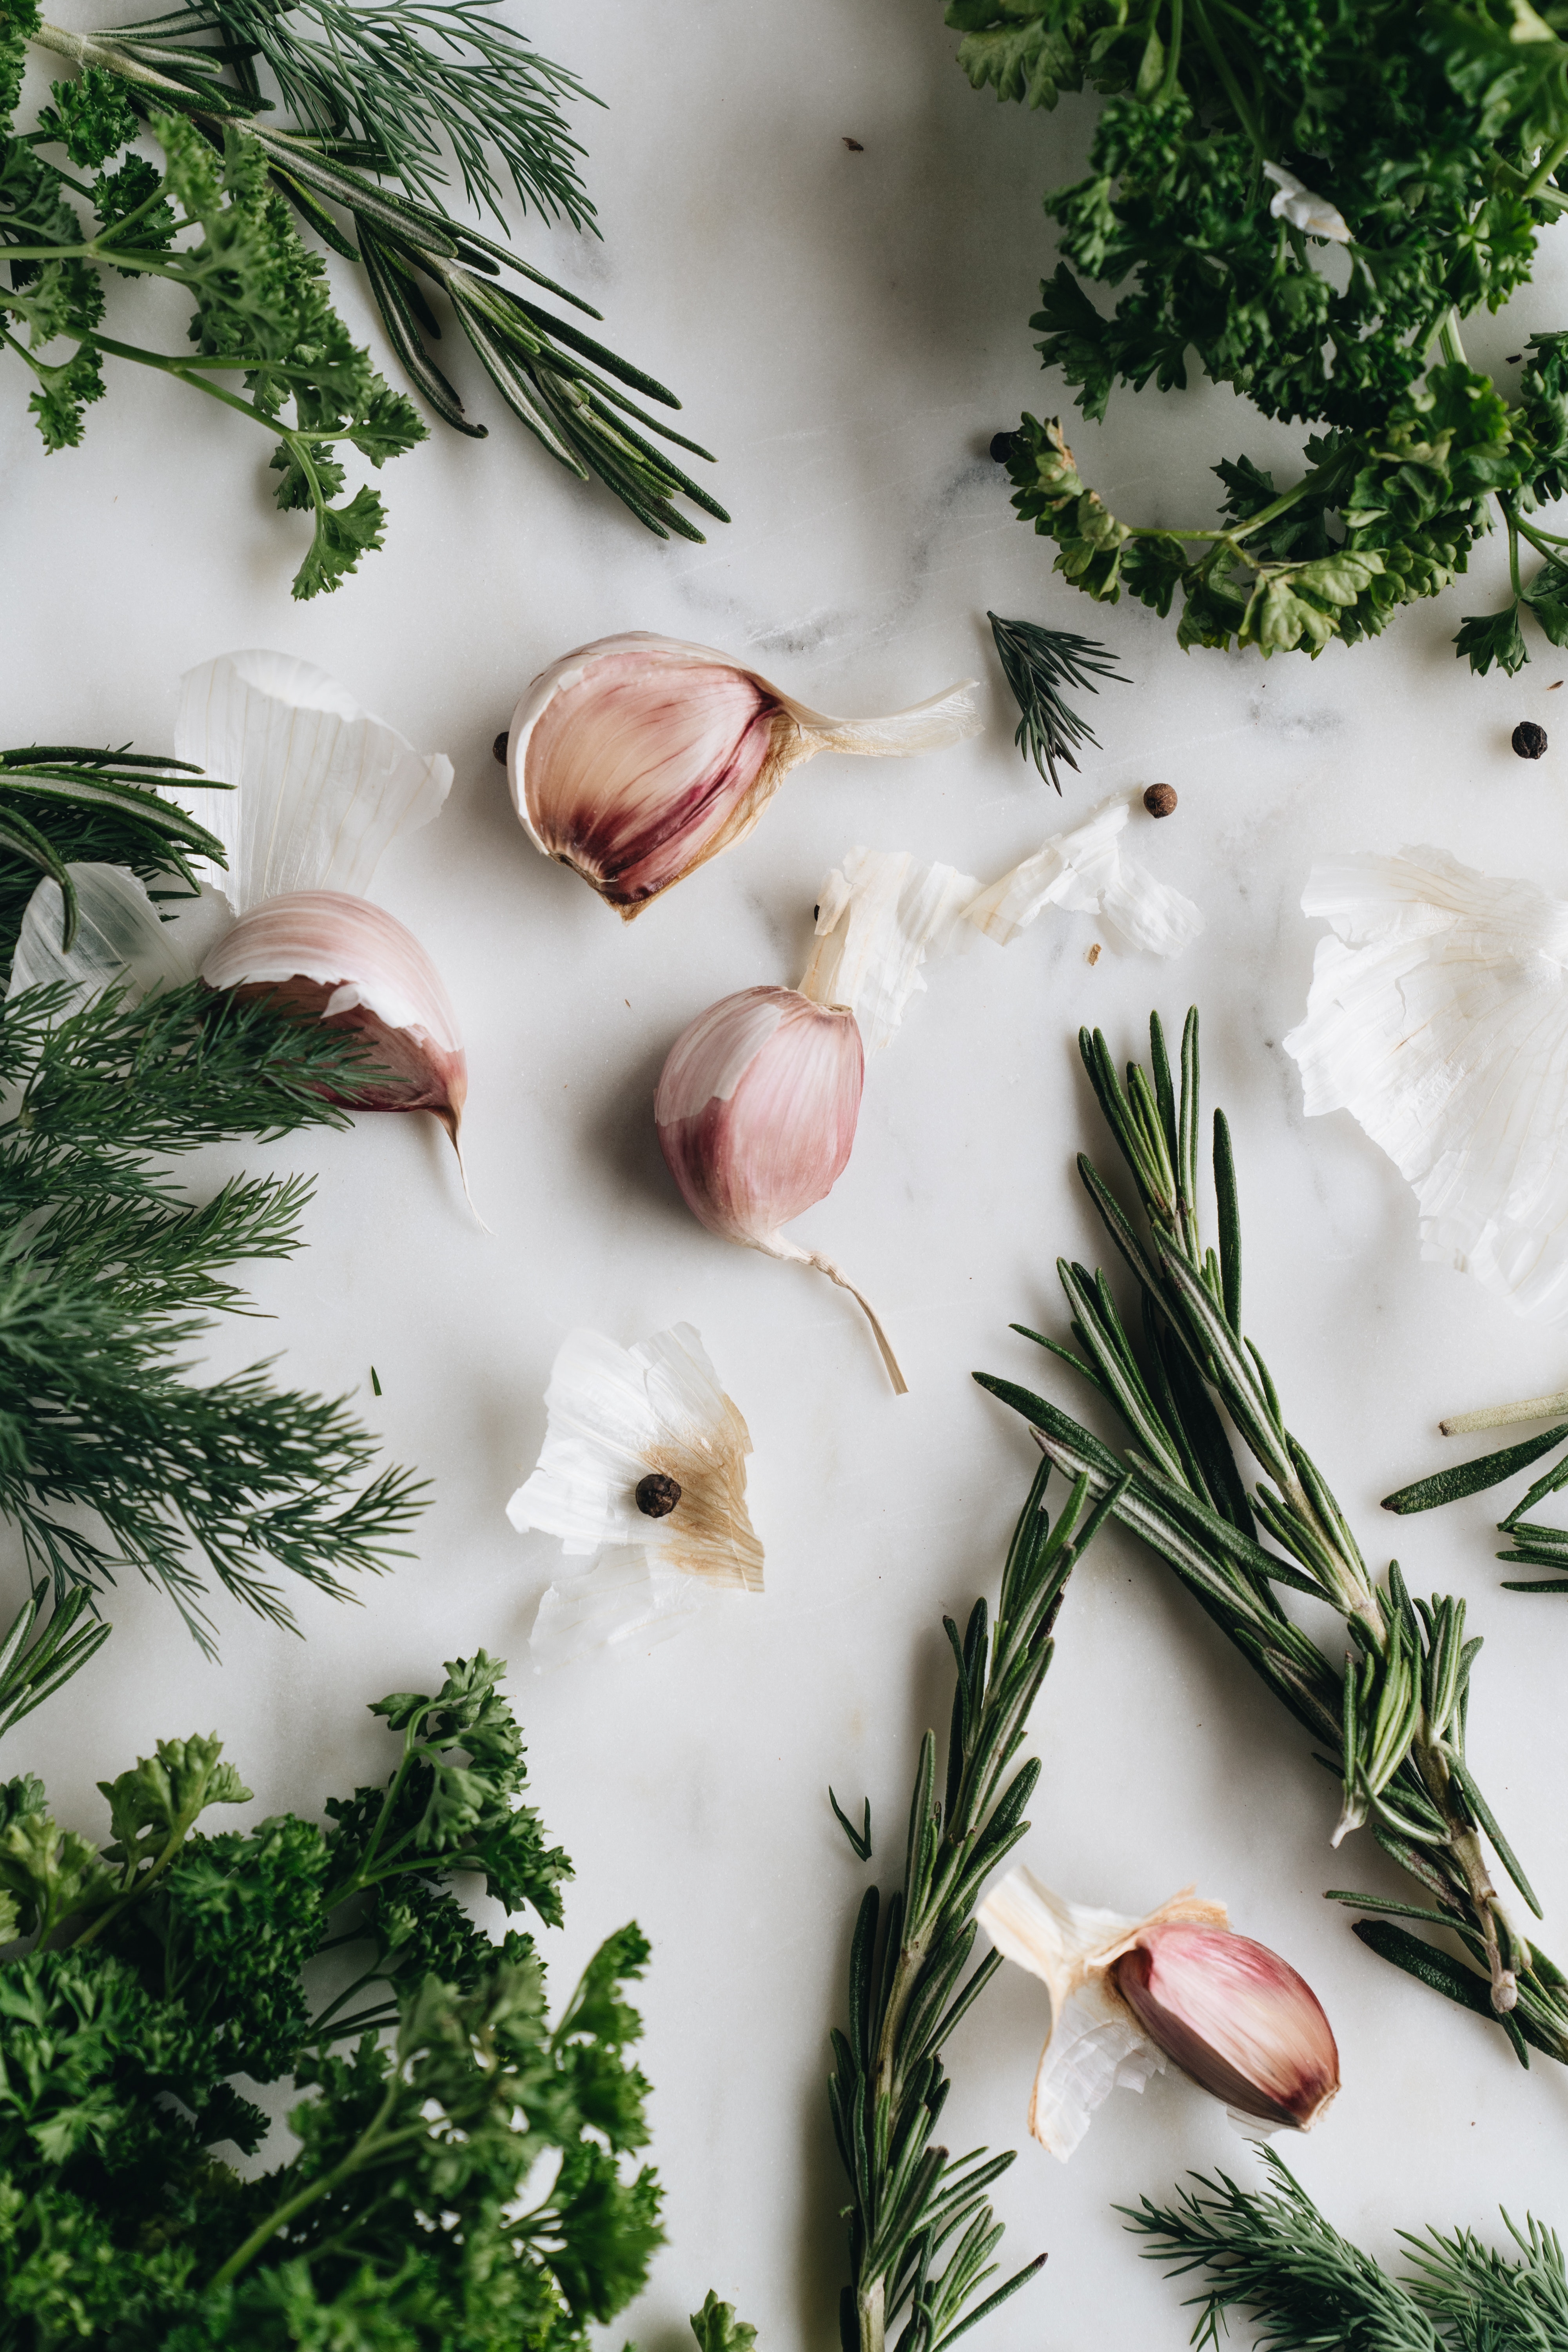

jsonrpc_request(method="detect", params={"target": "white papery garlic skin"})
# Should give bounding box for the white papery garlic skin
[655,984,906,1391]
[506,633,980,917]
[174,649,453,911]
[201,891,467,1138]
[1263,162,1352,243]
[1285,846,1568,1321]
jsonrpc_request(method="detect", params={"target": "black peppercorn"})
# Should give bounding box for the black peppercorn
[1513,720,1548,760]
[493,730,509,764]
[1143,783,1178,817]
[989,431,1017,465]
[635,1472,681,1518]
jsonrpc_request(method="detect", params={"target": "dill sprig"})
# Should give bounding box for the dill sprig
[18,0,728,545]
[110,0,594,226]
[0,759,426,1679]
[1125,2148,1567,2352]
[986,612,1127,791]
[976,1008,1568,2073]
[828,1456,1116,2352]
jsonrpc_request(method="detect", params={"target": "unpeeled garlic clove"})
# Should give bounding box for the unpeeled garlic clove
[654,984,906,1391]
[200,890,467,1150]
[1112,1924,1340,2131]
[506,632,980,918]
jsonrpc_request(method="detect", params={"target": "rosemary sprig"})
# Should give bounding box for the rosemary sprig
[975,1009,1568,2069]
[829,1454,1117,2352]
[1124,2146,1567,2352]
[985,612,1127,791]
[1386,1421,1568,1595]
[0,744,219,953]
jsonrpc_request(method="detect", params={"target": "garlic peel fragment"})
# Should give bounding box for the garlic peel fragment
[509,1325,762,1671]
[175,649,453,911]
[800,796,1203,1049]
[1284,846,1568,1322]
[507,633,980,918]
[1263,161,1352,243]
[7,864,231,1007]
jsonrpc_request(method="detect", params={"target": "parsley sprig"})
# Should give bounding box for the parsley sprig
[976,1009,1568,2074]
[0,1653,666,2345]
[951,1,1568,672]
[2,0,726,590]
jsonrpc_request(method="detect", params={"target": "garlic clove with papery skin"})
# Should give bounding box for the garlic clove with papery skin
[1113,1924,1340,2132]
[201,891,467,1148]
[506,632,980,918]
[654,984,907,1392]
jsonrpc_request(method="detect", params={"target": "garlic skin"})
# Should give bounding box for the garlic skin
[799,798,1204,1051]
[655,984,906,1392]
[8,865,232,1009]
[506,632,980,918]
[174,648,453,911]
[1263,162,1352,243]
[1285,847,1568,1322]
[1114,1924,1340,2132]
[201,892,467,1139]
[510,1323,762,1671]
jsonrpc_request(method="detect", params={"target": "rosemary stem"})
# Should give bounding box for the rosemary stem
[1439,1390,1568,1436]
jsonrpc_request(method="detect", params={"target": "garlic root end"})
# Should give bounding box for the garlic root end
[434,1106,489,1232]
[800,1248,909,1395]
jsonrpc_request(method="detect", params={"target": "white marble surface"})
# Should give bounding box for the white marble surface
[7,3,1568,2345]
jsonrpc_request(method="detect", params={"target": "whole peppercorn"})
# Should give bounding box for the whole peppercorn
[1143,783,1179,818]
[493,730,510,764]
[989,431,1018,465]
[1513,720,1548,760]
[635,1471,682,1519]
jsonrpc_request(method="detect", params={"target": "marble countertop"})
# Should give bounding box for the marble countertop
[7,2,1568,2344]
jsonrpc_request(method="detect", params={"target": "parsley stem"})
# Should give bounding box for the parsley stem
[1186,0,1263,151]
[1524,127,1568,203]
[1155,0,1183,106]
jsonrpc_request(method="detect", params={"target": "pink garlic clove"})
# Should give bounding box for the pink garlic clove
[1112,1924,1340,2131]
[200,890,468,1155]
[506,633,981,920]
[655,985,906,1391]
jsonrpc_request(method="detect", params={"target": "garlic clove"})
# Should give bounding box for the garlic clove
[174,650,453,913]
[506,632,980,918]
[979,1866,1229,2160]
[654,984,907,1391]
[1113,1924,1341,2131]
[507,1321,762,1590]
[200,889,467,1149]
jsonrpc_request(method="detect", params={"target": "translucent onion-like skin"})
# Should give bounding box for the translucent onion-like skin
[655,986,863,1245]
[201,890,466,1134]
[1114,1925,1340,2130]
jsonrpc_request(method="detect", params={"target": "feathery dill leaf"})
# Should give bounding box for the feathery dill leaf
[1125,2147,1566,2352]
[987,611,1127,789]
